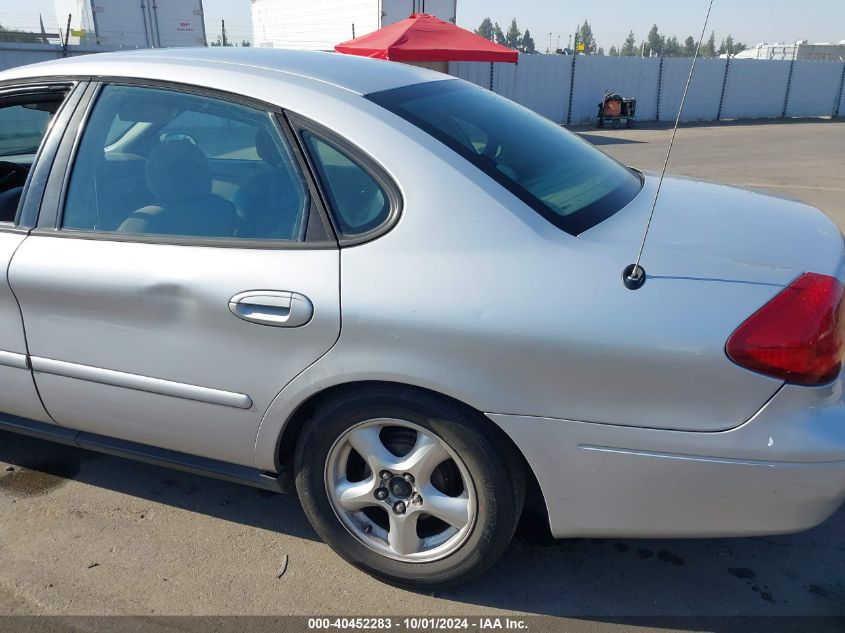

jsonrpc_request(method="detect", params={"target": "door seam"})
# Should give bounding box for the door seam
[6,232,59,424]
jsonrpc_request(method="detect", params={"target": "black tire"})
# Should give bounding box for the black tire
[294,384,526,588]
[626,118,635,129]
[613,118,622,129]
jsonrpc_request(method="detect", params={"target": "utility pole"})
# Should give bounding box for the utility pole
[548,32,552,54]
[221,19,228,46]
[62,13,71,56]
[352,23,356,38]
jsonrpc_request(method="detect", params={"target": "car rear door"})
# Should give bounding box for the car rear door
[0,79,87,425]
[8,81,340,467]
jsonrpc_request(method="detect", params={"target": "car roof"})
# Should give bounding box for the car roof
[0,47,452,97]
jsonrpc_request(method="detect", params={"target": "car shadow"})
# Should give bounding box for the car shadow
[2,429,843,623]
[435,510,845,621]
[0,429,319,542]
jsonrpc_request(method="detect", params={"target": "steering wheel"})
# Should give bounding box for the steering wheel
[0,161,29,192]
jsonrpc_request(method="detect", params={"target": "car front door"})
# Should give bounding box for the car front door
[8,82,340,467]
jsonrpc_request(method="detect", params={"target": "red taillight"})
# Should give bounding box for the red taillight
[726,272,845,385]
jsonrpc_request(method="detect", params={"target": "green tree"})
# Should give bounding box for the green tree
[663,35,682,57]
[520,29,536,54]
[576,20,596,54]
[0,22,41,43]
[701,31,717,57]
[684,36,696,57]
[608,44,619,56]
[505,19,521,49]
[493,22,506,46]
[644,24,664,57]
[621,30,636,56]
[596,46,605,56]
[475,17,494,41]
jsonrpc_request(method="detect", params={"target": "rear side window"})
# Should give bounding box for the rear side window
[368,80,642,235]
[303,133,390,237]
[62,84,309,241]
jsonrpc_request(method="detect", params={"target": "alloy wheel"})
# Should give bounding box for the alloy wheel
[324,418,477,562]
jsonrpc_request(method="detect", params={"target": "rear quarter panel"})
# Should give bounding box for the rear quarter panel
[254,93,791,470]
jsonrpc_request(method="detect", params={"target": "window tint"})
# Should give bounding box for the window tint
[0,104,53,157]
[368,80,642,235]
[159,110,261,160]
[303,133,390,236]
[0,94,66,222]
[63,85,309,241]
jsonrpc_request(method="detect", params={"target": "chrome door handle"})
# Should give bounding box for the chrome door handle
[228,291,313,328]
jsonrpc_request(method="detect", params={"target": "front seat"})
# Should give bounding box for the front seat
[233,129,304,240]
[118,140,235,238]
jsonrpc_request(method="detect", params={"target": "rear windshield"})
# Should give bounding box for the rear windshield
[367,80,642,235]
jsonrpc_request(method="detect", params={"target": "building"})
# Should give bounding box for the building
[250,0,457,51]
[733,40,845,61]
[53,0,207,48]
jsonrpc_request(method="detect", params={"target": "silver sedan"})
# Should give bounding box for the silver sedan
[0,48,843,588]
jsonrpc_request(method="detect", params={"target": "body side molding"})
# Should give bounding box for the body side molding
[30,357,253,410]
[0,350,29,370]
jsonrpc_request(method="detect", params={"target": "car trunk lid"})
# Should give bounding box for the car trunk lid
[581,174,845,286]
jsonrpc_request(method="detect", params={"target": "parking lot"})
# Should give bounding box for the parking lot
[1,119,844,627]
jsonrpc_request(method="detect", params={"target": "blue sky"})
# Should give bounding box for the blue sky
[3,1,843,51]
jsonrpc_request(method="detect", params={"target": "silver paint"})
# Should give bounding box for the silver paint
[0,232,52,423]
[10,237,339,465]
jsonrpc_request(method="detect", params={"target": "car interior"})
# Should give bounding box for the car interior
[61,85,310,241]
[0,93,66,223]
[2,83,391,241]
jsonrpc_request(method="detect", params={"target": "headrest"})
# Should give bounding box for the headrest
[255,128,284,166]
[146,140,211,203]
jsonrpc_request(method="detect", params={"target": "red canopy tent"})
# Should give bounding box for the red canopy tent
[335,13,518,64]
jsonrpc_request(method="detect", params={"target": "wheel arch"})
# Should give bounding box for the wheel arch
[273,380,550,530]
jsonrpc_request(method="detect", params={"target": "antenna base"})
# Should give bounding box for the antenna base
[622,264,646,290]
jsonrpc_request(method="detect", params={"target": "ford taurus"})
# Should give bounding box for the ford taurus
[0,48,843,588]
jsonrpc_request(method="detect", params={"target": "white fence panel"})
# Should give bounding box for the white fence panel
[659,58,726,122]
[0,44,62,72]
[721,59,790,119]
[786,61,845,117]
[570,56,660,124]
[493,55,572,123]
[0,43,120,73]
[448,61,490,89]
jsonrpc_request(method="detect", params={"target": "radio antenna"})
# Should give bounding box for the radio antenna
[623,0,715,290]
